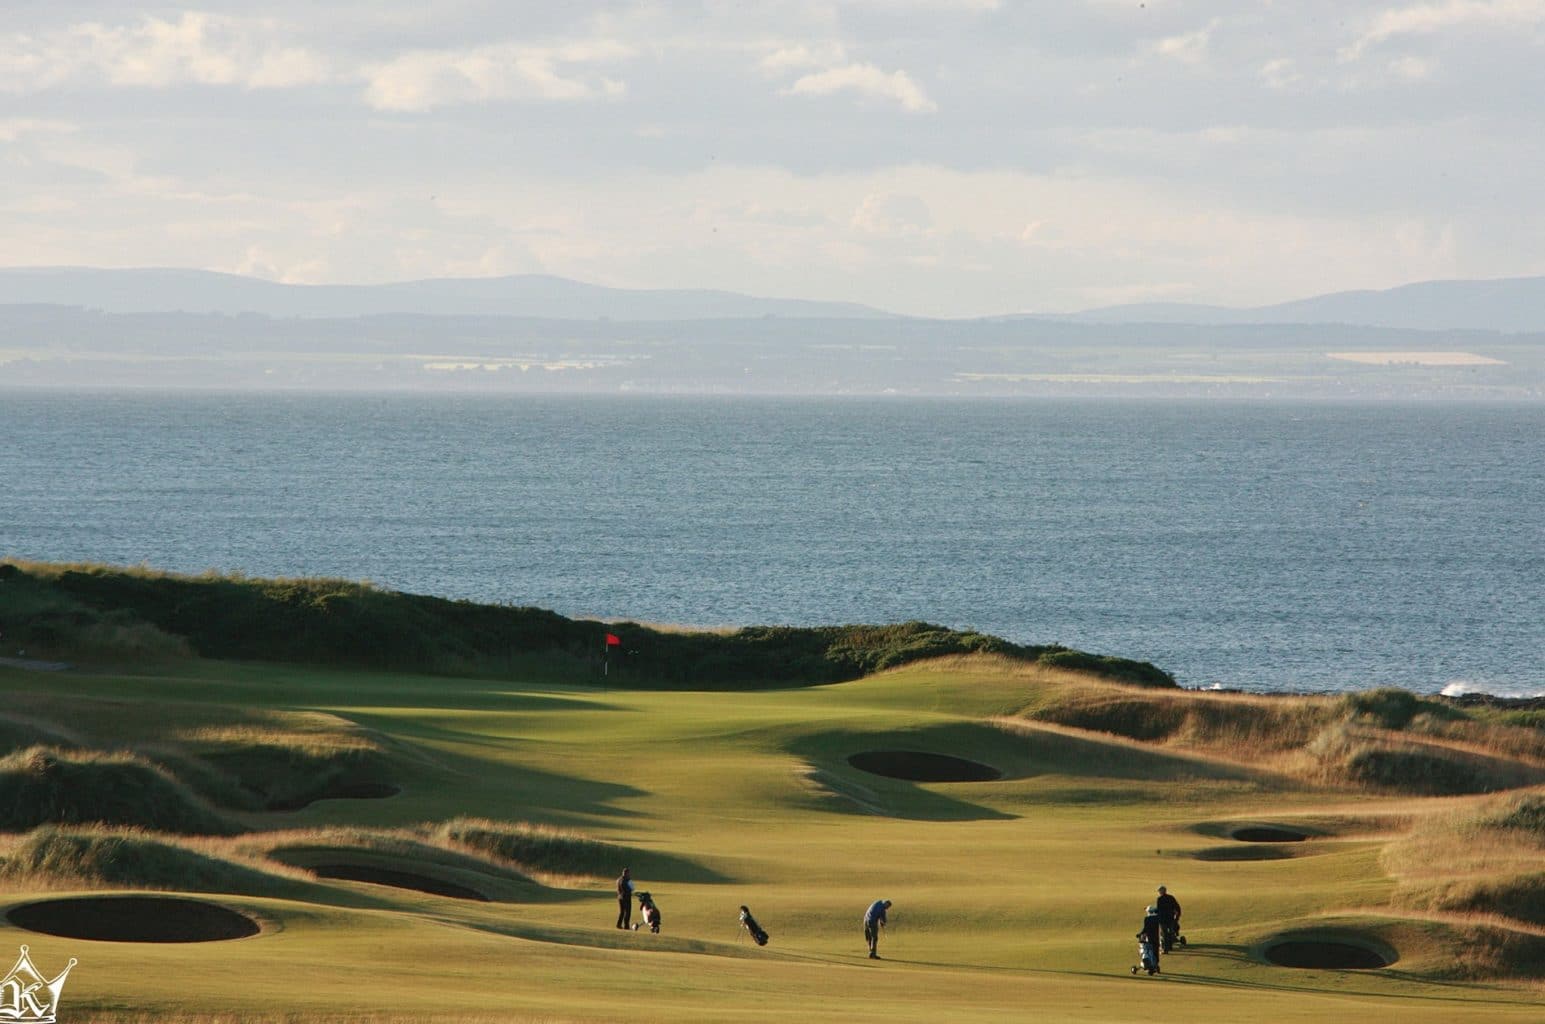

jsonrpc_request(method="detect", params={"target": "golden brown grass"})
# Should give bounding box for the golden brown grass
[0,825,310,894]
[1016,679,1545,796]
[1384,788,1545,930]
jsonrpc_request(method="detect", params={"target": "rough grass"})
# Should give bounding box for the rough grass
[1022,683,1332,753]
[1386,788,1545,929]
[429,818,620,878]
[0,694,406,816]
[0,563,191,660]
[1425,922,1545,981]
[1019,681,1545,796]
[1,560,1173,689]
[195,741,395,811]
[262,826,535,880]
[0,746,241,834]
[0,825,302,895]
[0,712,79,754]
[1473,791,1545,838]
[1421,874,1545,928]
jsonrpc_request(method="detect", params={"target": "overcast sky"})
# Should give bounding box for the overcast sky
[3,2,1544,317]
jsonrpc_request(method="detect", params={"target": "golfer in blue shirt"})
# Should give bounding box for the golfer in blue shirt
[863,899,891,959]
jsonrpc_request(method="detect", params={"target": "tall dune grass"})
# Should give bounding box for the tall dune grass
[0,746,241,834]
[0,825,302,895]
[429,818,619,878]
[1019,681,1545,796]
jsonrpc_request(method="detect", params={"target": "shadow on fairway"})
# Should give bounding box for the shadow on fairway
[338,726,653,825]
[308,863,490,901]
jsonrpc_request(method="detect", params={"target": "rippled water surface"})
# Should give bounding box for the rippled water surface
[4,392,1540,694]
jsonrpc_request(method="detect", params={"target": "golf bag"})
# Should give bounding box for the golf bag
[1161,919,1186,953]
[635,891,661,933]
[1132,936,1159,976]
[739,906,769,946]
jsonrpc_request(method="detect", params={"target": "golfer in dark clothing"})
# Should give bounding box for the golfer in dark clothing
[1156,885,1181,952]
[863,899,891,959]
[615,868,633,929]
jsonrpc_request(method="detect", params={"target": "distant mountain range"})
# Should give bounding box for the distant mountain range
[3,267,1545,333]
[0,267,894,322]
[1062,275,1545,333]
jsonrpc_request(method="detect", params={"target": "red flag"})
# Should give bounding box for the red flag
[605,633,621,647]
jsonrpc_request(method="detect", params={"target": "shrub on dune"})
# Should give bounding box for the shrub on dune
[8,561,1177,689]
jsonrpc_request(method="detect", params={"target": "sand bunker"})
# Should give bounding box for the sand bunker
[310,863,489,901]
[7,896,259,943]
[1263,938,1392,970]
[847,751,1001,782]
[1231,826,1309,843]
[267,781,400,811]
[1191,845,1297,862]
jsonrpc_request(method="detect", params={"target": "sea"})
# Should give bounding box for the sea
[2,391,1541,696]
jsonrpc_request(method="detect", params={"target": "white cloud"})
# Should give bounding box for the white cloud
[1342,0,1545,60]
[1259,57,1301,90]
[851,192,934,234]
[1152,19,1220,65]
[5,2,1545,315]
[363,40,632,110]
[783,63,937,112]
[0,13,333,93]
[759,42,848,73]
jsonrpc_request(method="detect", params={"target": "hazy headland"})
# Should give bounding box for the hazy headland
[3,268,1543,397]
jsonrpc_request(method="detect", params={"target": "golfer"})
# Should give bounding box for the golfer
[863,899,891,959]
[615,867,633,929]
[1156,885,1182,952]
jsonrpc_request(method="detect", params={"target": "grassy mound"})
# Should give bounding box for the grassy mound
[197,742,398,812]
[1472,791,1545,838]
[265,828,542,902]
[429,818,621,878]
[1,561,1173,689]
[1019,682,1545,796]
[0,826,295,895]
[1025,687,1331,748]
[1386,789,1545,930]
[304,862,488,901]
[0,562,191,660]
[1426,873,1545,928]
[0,713,77,755]
[0,747,240,835]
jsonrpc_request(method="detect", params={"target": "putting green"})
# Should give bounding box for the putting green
[1,657,1540,1022]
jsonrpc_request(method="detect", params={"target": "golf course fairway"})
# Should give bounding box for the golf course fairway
[1,654,1541,1023]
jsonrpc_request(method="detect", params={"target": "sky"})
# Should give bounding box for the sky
[3,1,1544,318]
